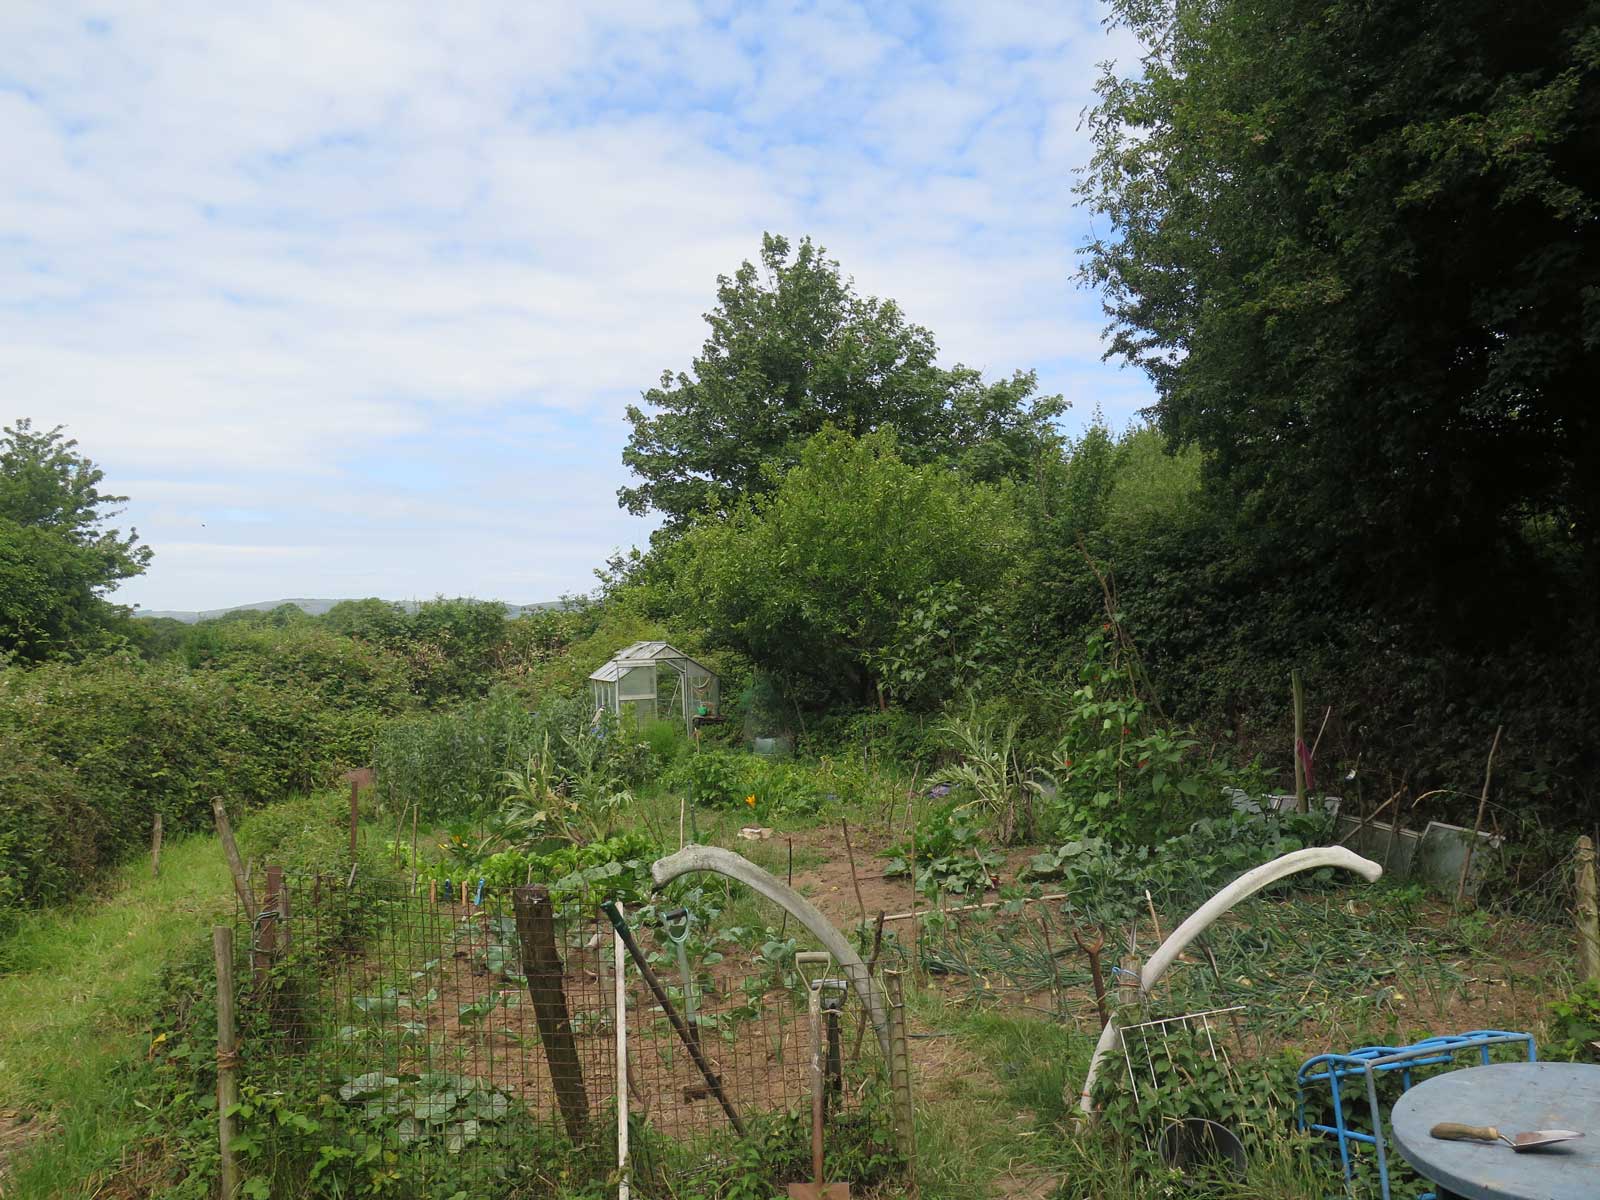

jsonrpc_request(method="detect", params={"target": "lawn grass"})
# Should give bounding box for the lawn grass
[0,834,231,1111]
[0,834,232,1197]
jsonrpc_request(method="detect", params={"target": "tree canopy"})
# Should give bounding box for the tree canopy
[0,420,151,662]
[619,233,1066,528]
[665,426,1022,707]
[1078,0,1600,616]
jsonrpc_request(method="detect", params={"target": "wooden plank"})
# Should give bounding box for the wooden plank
[512,886,590,1141]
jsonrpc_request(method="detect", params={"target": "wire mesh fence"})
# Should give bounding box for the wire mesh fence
[902,872,1576,1053]
[228,869,906,1198]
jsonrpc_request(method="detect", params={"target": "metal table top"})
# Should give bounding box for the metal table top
[1390,1062,1600,1200]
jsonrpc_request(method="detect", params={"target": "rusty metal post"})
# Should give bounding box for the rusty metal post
[883,969,915,1187]
[512,886,591,1141]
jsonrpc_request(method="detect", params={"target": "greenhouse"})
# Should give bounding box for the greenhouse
[587,641,719,734]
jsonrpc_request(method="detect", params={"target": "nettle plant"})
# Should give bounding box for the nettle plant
[1040,628,1243,844]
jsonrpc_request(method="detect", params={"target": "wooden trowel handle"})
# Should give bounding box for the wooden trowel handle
[1431,1123,1502,1143]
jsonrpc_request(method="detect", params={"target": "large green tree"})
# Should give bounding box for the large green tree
[620,233,1066,527]
[1079,0,1600,619]
[0,420,152,662]
[666,427,1022,706]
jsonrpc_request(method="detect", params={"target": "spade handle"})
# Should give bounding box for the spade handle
[1431,1123,1503,1144]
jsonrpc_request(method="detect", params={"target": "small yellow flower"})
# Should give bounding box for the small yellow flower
[745,794,757,807]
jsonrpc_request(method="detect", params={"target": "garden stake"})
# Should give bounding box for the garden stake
[1456,724,1503,907]
[1291,669,1307,812]
[780,837,794,940]
[1072,924,1108,1025]
[212,797,257,924]
[348,777,360,860]
[1577,836,1600,984]
[848,911,887,1065]
[842,820,868,928]
[151,812,162,878]
[614,903,631,1200]
[213,925,240,1200]
[600,899,746,1135]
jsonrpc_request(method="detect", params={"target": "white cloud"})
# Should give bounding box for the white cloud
[1,0,1155,609]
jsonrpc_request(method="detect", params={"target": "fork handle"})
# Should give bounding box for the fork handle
[1431,1123,1502,1143]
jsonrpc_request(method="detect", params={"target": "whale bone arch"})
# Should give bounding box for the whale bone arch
[1078,845,1383,1112]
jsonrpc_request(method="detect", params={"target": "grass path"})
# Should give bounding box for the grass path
[0,835,231,1194]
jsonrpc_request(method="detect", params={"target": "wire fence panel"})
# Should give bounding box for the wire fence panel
[231,871,900,1198]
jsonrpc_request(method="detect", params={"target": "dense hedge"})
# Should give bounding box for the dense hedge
[0,650,404,924]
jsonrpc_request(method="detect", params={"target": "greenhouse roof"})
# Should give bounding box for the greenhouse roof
[588,641,715,682]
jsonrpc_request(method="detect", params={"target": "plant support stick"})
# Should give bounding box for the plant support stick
[1456,725,1502,907]
[213,926,240,1200]
[615,903,631,1200]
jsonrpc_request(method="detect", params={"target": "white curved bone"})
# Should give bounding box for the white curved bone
[1077,845,1382,1113]
[651,844,892,1062]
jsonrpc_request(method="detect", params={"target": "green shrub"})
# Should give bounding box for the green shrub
[638,717,690,767]
[0,655,362,909]
[805,708,943,770]
[664,748,753,809]
[0,733,96,924]
[1032,629,1256,844]
[372,688,587,821]
[883,799,1002,896]
[747,759,830,815]
[1547,981,1600,1063]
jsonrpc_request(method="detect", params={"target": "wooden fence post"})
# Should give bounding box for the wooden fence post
[254,865,283,987]
[349,779,360,861]
[213,925,241,1200]
[212,798,257,924]
[512,886,590,1141]
[1577,836,1600,985]
[151,812,163,878]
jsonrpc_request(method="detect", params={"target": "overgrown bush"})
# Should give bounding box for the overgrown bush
[0,733,96,924]
[1033,629,1258,844]
[1547,981,1600,1064]
[663,749,751,808]
[804,708,944,771]
[661,749,834,817]
[372,688,586,821]
[0,655,362,911]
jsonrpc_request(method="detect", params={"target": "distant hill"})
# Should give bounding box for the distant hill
[135,598,565,624]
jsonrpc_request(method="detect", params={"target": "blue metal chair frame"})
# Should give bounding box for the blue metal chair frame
[1295,1029,1537,1200]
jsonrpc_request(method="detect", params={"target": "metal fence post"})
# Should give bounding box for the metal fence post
[883,969,915,1190]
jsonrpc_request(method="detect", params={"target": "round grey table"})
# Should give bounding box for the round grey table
[1390,1062,1600,1200]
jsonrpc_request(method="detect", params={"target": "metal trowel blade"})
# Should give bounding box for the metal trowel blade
[1510,1129,1583,1151]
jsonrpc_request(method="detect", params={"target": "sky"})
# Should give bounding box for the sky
[2,1,1153,611]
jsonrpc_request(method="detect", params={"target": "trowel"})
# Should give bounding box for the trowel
[1430,1123,1584,1151]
